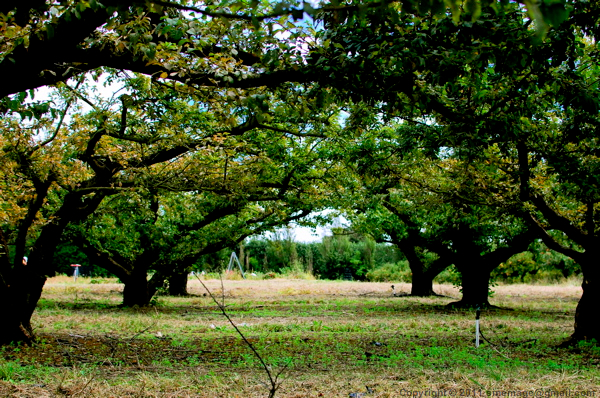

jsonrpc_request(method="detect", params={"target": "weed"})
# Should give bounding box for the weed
[0,361,18,381]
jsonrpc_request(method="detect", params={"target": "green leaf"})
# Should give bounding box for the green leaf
[431,0,446,16]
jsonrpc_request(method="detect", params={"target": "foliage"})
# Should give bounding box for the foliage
[51,242,114,277]
[493,242,580,284]
[242,233,381,280]
[365,261,411,283]
[0,0,597,344]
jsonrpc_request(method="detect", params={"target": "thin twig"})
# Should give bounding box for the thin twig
[127,322,157,341]
[63,82,99,111]
[71,372,98,397]
[194,274,283,398]
[36,75,86,151]
[479,329,511,360]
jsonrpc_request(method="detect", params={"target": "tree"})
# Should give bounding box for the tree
[339,133,453,296]
[0,57,340,341]
[340,122,537,302]
[74,187,318,306]
[509,66,600,342]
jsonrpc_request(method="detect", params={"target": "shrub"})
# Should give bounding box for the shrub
[492,246,581,284]
[279,265,316,280]
[433,265,461,285]
[366,261,412,282]
[263,272,277,279]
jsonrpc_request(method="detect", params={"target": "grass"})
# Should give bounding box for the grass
[0,277,597,397]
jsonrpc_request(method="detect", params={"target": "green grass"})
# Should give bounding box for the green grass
[0,278,597,397]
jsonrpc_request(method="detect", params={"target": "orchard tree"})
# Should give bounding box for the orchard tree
[341,136,453,296]
[70,105,334,306]
[0,62,339,342]
[340,121,537,303]
[508,63,600,342]
[74,190,315,305]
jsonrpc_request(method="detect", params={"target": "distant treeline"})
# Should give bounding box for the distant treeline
[51,233,580,283]
[193,234,581,283]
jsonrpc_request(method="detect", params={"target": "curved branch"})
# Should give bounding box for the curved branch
[526,213,587,267]
[528,194,590,248]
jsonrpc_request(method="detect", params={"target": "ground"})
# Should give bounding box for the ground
[0,277,598,397]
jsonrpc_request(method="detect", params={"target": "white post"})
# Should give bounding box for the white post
[475,307,481,348]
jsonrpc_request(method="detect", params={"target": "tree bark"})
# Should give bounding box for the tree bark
[395,235,450,297]
[571,268,600,342]
[449,265,492,308]
[402,243,436,296]
[0,271,46,345]
[121,269,153,307]
[410,269,435,296]
[0,190,107,345]
[167,269,189,296]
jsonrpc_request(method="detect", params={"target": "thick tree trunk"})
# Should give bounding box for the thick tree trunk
[410,259,451,297]
[122,270,152,307]
[1,272,46,345]
[167,270,189,296]
[410,268,435,296]
[449,265,492,308]
[398,238,449,297]
[571,271,600,342]
[0,201,87,344]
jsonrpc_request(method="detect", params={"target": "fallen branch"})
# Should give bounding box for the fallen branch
[71,372,98,397]
[127,323,157,341]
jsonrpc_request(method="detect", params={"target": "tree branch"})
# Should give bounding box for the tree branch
[528,194,590,248]
[525,213,587,268]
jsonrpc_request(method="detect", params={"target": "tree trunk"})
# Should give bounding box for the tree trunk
[122,270,152,307]
[167,269,189,296]
[399,239,439,297]
[449,265,492,308]
[410,268,435,296]
[571,271,600,342]
[0,271,46,345]
[0,204,85,344]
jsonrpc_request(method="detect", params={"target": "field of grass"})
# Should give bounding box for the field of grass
[0,277,598,398]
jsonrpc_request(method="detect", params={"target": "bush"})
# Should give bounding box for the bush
[366,261,412,282]
[492,245,581,284]
[279,264,316,280]
[434,265,462,285]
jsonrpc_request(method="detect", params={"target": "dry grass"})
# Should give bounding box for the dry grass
[0,277,596,398]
